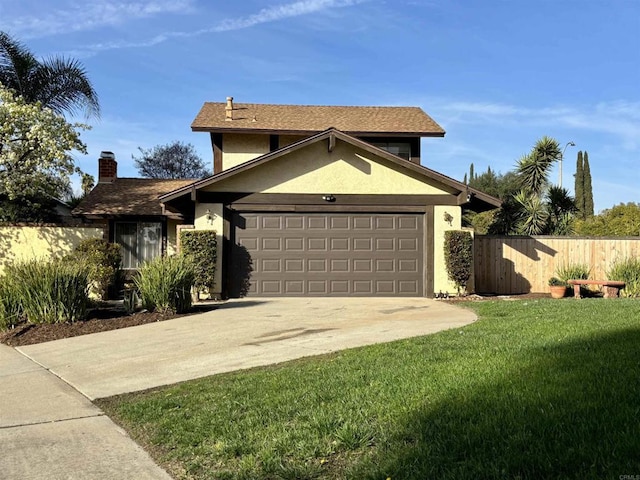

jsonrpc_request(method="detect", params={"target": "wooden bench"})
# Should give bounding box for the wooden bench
[567,279,626,298]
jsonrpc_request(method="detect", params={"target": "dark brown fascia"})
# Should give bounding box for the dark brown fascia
[160,128,499,209]
[191,126,445,138]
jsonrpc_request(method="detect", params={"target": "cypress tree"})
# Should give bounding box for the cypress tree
[575,151,584,219]
[583,151,594,217]
[469,163,475,182]
[463,173,468,185]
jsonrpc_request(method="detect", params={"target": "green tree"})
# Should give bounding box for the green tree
[469,163,475,182]
[133,141,210,179]
[487,137,577,235]
[464,167,521,234]
[470,168,520,200]
[574,203,640,236]
[575,151,584,218]
[583,151,594,217]
[0,86,87,219]
[0,31,99,118]
[517,136,561,195]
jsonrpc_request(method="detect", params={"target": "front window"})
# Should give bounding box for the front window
[114,222,162,269]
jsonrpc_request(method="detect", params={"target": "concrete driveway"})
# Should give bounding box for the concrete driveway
[18,297,475,400]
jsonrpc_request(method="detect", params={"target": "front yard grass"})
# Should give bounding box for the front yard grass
[98,299,640,479]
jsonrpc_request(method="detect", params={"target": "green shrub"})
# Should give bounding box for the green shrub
[66,238,122,300]
[6,259,89,324]
[135,255,195,314]
[0,277,23,330]
[555,262,590,283]
[608,257,640,298]
[180,230,217,295]
[548,277,566,287]
[444,230,473,295]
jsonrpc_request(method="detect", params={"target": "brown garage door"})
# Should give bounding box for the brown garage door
[230,212,424,296]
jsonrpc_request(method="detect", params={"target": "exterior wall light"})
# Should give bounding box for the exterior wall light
[206,209,215,224]
[444,212,453,226]
[322,194,336,202]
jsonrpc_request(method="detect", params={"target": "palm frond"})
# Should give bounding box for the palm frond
[0,31,39,97]
[35,57,100,118]
[516,137,562,196]
[515,191,549,235]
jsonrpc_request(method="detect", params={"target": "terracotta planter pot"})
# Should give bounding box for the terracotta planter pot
[550,285,567,298]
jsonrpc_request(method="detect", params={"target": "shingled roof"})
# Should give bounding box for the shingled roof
[191,101,445,136]
[73,178,194,218]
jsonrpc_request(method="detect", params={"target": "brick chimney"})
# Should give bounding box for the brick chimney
[98,151,117,183]
[225,96,234,121]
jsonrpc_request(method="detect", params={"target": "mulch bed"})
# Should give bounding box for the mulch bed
[0,303,218,347]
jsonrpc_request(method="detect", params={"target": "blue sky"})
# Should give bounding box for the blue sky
[1,0,638,213]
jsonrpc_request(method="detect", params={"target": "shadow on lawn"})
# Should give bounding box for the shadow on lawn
[352,327,640,480]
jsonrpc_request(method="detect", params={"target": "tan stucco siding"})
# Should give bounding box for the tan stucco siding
[207,140,456,195]
[166,219,180,256]
[223,133,270,170]
[432,205,463,295]
[0,226,105,273]
[193,203,223,295]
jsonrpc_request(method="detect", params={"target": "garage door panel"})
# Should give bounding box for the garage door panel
[308,217,327,229]
[285,238,304,250]
[285,216,304,229]
[330,217,349,229]
[353,217,372,229]
[308,238,328,251]
[231,213,423,296]
[399,281,420,294]
[262,238,282,251]
[375,216,395,229]
[331,259,350,272]
[262,217,282,229]
[331,238,349,250]
[353,238,372,251]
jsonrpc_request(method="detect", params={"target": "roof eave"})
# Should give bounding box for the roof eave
[191,125,445,137]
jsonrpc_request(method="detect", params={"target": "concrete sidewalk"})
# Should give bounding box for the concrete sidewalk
[17,297,475,400]
[0,344,172,479]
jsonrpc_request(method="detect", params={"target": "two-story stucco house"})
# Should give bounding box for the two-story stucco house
[74,98,500,298]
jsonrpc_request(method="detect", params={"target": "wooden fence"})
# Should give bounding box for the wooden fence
[474,236,640,294]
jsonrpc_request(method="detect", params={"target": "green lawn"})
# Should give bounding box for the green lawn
[98,299,640,479]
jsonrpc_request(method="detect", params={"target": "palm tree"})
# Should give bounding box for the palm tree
[512,137,575,235]
[516,136,561,195]
[489,137,577,235]
[0,31,99,118]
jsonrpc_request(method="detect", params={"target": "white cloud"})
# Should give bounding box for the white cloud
[429,99,640,150]
[2,0,195,38]
[214,0,365,32]
[65,0,366,56]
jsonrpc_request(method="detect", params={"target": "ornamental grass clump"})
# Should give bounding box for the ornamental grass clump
[0,276,23,330]
[135,255,195,314]
[555,262,590,284]
[608,257,640,298]
[5,259,89,324]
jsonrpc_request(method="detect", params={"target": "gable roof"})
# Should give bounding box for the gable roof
[160,128,500,210]
[73,178,194,218]
[191,102,445,137]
